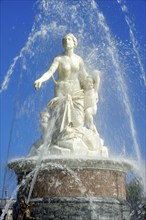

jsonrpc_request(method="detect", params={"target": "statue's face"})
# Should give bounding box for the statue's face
[85,78,94,90]
[63,36,75,49]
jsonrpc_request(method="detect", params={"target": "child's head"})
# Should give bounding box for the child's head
[84,76,94,91]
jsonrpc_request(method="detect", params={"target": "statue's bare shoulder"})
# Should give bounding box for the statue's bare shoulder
[53,55,62,63]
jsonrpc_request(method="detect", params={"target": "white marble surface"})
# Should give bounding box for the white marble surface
[29,34,108,158]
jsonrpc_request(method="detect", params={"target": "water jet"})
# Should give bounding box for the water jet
[1,0,145,219]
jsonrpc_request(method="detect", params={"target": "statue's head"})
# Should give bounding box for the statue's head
[84,76,94,91]
[62,33,78,49]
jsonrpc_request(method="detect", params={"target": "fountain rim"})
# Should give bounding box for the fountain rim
[8,156,133,174]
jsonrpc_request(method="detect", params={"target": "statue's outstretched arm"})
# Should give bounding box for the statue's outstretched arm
[34,57,59,90]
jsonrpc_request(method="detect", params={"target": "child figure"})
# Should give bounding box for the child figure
[83,72,100,133]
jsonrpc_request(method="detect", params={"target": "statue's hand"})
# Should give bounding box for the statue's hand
[34,79,42,90]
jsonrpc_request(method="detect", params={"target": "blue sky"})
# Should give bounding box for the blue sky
[0,0,145,196]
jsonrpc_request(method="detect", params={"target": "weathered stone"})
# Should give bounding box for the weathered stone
[9,158,131,219]
[30,197,130,220]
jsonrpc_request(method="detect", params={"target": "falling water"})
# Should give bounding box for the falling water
[2,0,142,158]
[94,2,142,161]
[27,160,87,204]
[26,99,60,203]
[0,169,35,220]
[0,157,87,220]
[117,0,146,86]
[1,0,145,216]
[116,0,146,191]
[0,24,47,93]
[26,96,88,203]
[92,0,145,190]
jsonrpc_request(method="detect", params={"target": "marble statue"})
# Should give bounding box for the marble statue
[83,72,100,134]
[28,33,108,158]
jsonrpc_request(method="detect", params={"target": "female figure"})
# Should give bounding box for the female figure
[34,33,88,130]
[34,33,88,97]
[31,33,108,157]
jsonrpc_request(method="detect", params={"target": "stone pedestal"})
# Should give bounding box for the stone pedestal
[30,197,130,220]
[8,157,131,220]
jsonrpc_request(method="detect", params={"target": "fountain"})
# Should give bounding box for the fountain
[1,0,145,219]
[8,33,131,219]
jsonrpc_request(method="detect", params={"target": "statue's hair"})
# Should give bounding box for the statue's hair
[86,76,94,83]
[62,33,78,48]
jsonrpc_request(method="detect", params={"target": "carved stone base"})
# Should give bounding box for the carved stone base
[8,157,131,219]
